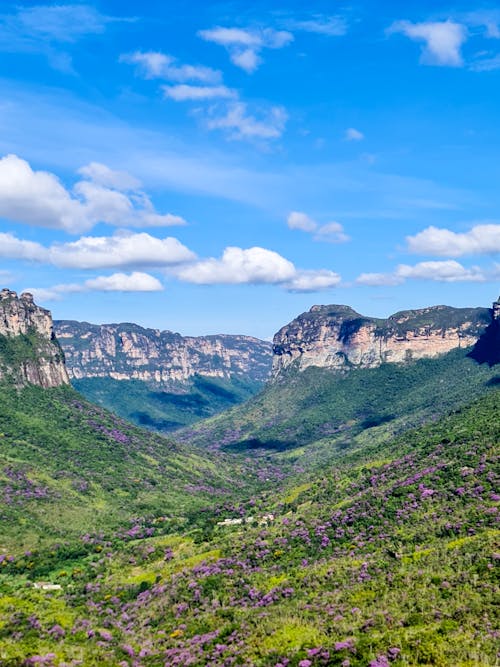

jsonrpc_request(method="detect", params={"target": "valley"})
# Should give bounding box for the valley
[0,290,498,666]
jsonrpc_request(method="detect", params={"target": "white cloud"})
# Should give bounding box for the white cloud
[162,84,237,101]
[287,211,317,232]
[286,269,341,291]
[396,260,485,282]
[199,27,263,48]
[388,20,467,66]
[231,48,261,73]
[345,127,364,141]
[175,246,296,285]
[0,154,88,232]
[355,259,494,286]
[406,223,500,257]
[0,232,49,262]
[198,26,293,73]
[49,231,195,270]
[206,103,288,140]
[356,272,404,286]
[28,271,163,302]
[0,154,187,233]
[121,51,221,83]
[77,162,140,190]
[286,15,347,36]
[173,245,340,292]
[84,271,163,292]
[313,222,350,243]
[287,211,349,243]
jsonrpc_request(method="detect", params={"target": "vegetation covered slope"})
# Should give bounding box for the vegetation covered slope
[181,348,499,461]
[0,382,253,551]
[0,388,498,666]
[72,374,263,432]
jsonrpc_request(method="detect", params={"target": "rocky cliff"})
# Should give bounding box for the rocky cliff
[0,289,69,387]
[468,295,500,367]
[54,321,272,385]
[272,303,493,377]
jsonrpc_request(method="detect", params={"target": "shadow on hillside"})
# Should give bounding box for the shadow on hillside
[132,412,183,432]
[468,320,500,367]
[223,437,297,453]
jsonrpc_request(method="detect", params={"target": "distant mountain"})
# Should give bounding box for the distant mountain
[54,320,272,384]
[272,303,491,377]
[0,288,69,387]
[53,320,273,431]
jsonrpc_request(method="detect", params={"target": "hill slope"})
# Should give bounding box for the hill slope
[0,387,498,666]
[181,347,499,463]
[0,382,247,552]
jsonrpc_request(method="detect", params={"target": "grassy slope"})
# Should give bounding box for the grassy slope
[72,374,263,433]
[0,382,254,551]
[0,388,498,665]
[180,348,499,461]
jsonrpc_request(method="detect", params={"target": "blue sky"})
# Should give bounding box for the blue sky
[0,0,499,338]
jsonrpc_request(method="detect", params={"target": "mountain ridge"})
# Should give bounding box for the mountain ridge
[54,319,272,384]
[272,302,493,377]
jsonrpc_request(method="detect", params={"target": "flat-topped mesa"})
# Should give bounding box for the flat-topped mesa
[272,303,492,378]
[0,289,69,388]
[54,321,272,384]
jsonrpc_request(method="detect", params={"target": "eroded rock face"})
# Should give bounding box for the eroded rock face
[0,289,70,387]
[54,320,272,384]
[272,303,492,378]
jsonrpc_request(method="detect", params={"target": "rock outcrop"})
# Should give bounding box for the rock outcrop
[272,303,492,378]
[468,295,500,367]
[0,289,69,387]
[54,321,272,385]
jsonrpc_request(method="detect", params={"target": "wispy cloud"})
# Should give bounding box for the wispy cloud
[206,103,288,141]
[162,84,237,101]
[287,211,349,243]
[0,4,127,71]
[121,51,221,84]
[121,48,286,142]
[345,127,364,141]
[198,26,293,73]
[388,20,467,67]
[284,14,347,37]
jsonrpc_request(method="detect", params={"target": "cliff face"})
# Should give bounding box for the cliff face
[54,321,272,385]
[468,295,500,367]
[272,303,492,378]
[0,289,69,388]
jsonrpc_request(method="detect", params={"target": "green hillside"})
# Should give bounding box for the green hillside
[181,348,499,464]
[0,386,498,665]
[0,382,257,552]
